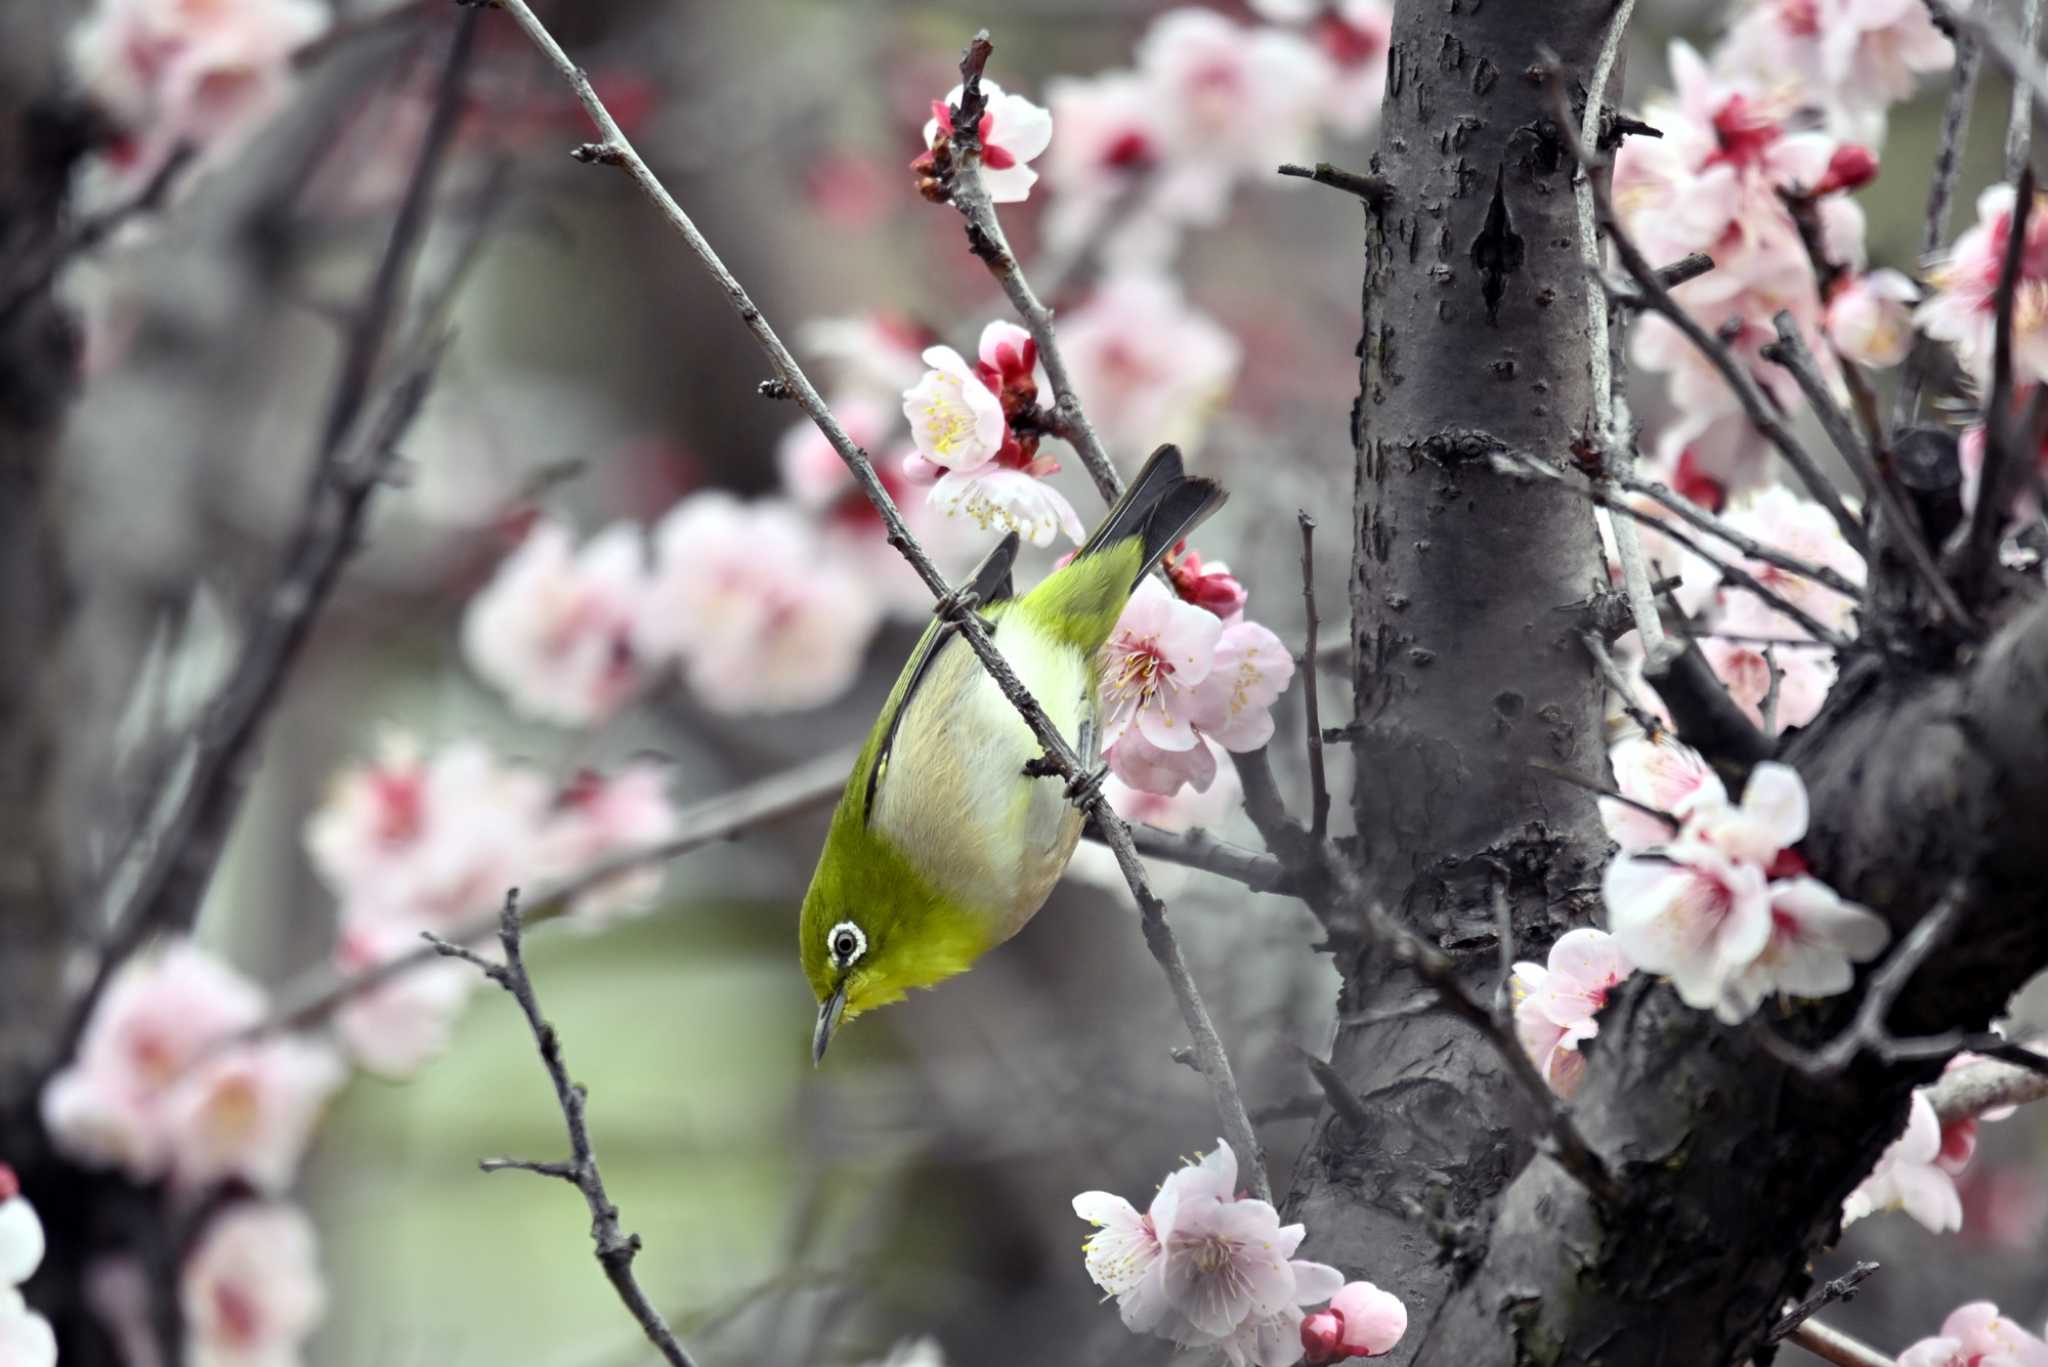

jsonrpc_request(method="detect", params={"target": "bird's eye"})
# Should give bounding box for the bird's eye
[828,920,867,967]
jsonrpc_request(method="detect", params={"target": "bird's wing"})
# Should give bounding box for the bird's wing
[859,531,1020,824]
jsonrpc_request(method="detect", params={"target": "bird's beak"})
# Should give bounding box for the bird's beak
[812,980,849,1066]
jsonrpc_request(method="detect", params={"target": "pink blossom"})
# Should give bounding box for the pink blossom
[1899,1303,2048,1367]
[181,1203,326,1367]
[1312,3,1394,136]
[1106,760,1240,833]
[1720,876,1889,1020]
[460,519,651,727]
[1959,412,2048,523]
[69,0,331,188]
[1721,0,1952,121]
[1041,71,1174,265]
[1599,735,1726,852]
[904,345,1008,471]
[0,1169,44,1290]
[1919,183,2048,389]
[1827,269,1919,368]
[636,493,882,713]
[928,465,1085,546]
[777,398,888,509]
[42,941,267,1180]
[1510,928,1634,1098]
[1187,620,1296,752]
[1099,577,1224,753]
[331,917,473,1081]
[1156,1197,1336,1348]
[1698,596,1840,735]
[161,1035,345,1194]
[539,762,681,927]
[1136,9,1333,195]
[305,735,552,928]
[1690,760,1809,867]
[1302,1281,1408,1362]
[1106,729,1221,797]
[1602,837,1772,1018]
[1708,485,1867,637]
[1061,274,1241,456]
[798,314,930,403]
[922,80,1053,204]
[1075,1142,1239,1318]
[1844,1092,1963,1233]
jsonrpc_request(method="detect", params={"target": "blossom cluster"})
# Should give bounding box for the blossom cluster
[1899,1302,2048,1367]
[0,1168,53,1367]
[1509,929,1633,1098]
[69,0,332,191]
[1073,1140,1405,1366]
[39,944,332,1366]
[1844,1052,2020,1236]
[1599,743,1889,1024]
[307,735,680,1077]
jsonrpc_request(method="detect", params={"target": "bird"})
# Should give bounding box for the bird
[800,444,1226,1063]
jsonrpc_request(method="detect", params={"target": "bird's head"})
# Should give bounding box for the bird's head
[799,840,990,1064]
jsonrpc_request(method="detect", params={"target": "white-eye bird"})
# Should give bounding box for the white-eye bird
[801,445,1226,1061]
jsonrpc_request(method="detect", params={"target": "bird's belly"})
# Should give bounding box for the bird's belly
[872,611,1096,942]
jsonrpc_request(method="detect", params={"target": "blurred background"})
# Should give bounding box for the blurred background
[8,0,2044,1363]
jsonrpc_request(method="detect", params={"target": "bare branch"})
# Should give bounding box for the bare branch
[485,1,1271,1203]
[1275,161,1393,208]
[1787,1320,1898,1367]
[1767,1262,1881,1346]
[1899,8,1983,426]
[2007,0,2042,187]
[1620,477,1863,602]
[937,33,1123,506]
[1930,1043,2048,1124]
[1298,513,1331,841]
[1580,630,1666,740]
[430,892,698,1367]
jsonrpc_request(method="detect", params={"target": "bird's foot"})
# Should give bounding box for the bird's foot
[1021,754,1064,779]
[1063,763,1109,806]
[932,586,981,624]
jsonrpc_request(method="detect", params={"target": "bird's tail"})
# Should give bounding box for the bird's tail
[1023,445,1227,654]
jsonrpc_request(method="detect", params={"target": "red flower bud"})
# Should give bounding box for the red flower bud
[1673,448,1727,513]
[1815,144,1878,196]
[1302,1310,1346,1365]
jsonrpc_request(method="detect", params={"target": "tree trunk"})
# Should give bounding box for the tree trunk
[1288,1,1616,1357]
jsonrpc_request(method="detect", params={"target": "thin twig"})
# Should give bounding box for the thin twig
[429,893,698,1367]
[1645,640,1775,768]
[1275,161,1393,208]
[0,144,198,326]
[1766,1264,1881,1346]
[1900,13,1983,426]
[1620,476,1863,602]
[1929,1042,2048,1123]
[1759,312,1973,631]
[1297,1048,1374,1131]
[1298,513,1331,840]
[490,0,1270,1203]
[1654,252,1715,290]
[1122,823,1296,895]
[52,9,485,1068]
[1527,760,1681,832]
[1765,884,1967,1075]
[1580,630,1665,739]
[939,33,1123,506]
[2009,0,2045,179]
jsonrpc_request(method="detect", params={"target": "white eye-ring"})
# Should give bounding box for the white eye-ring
[828,921,867,968]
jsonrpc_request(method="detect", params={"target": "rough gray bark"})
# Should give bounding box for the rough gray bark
[1286,1,1616,1355]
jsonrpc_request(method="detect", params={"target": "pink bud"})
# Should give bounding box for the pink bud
[1331,1281,1408,1357]
[1673,448,1727,513]
[1938,1117,1980,1175]
[1301,1310,1345,1364]
[1816,144,1878,196]
[0,1164,17,1202]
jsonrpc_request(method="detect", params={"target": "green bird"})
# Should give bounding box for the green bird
[801,445,1226,1062]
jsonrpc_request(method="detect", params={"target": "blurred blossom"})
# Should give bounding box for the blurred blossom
[1919,184,2048,390]
[1711,487,1866,639]
[1106,759,1240,833]
[182,1203,326,1367]
[305,734,552,929]
[161,1035,345,1194]
[540,763,681,928]
[800,315,930,404]
[779,398,891,510]
[1897,1303,2048,1367]
[1042,71,1175,266]
[1719,0,1952,135]
[1845,1094,1963,1233]
[1959,417,2048,523]
[42,941,267,1180]
[1107,728,1220,796]
[1826,269,1918,368]
[921,80,1053,204]
[1698,595,1839,734]
[637,492,882,713]
[1722,875,1889,1020]
[1292,2,1395,137]
[460,519,652,727]
[332,918,474,1081]
[0,1168,45,1289]
[1509,929,1634,1098]
[1599,735,1725,852]
[1062,274,1240,456]
[68,0,330,189]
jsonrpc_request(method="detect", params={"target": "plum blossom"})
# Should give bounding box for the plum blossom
[1602,837,1773,1018]
[1301,1281,1407,1362]
[1844,1092,1964,1233]
[1598,735,1726,852]
[1041,72,1179,268]
[1188,620,1295,751]
[1827,269,1919,368]
[42,941,267,1179]
[305,734,553,928]
[182,1203,326,1367]
[1897,1302,2048,1367]
[636,493,883,713]
[1074,1142,1238,1318]
[0,1165,50,1367]
[539,763,681,928]
[798,314,929,403]
[1061,274,1241,456]
[1509,929,1634,1098]
[1099,578,1224,754]
[1710,485,1867,637]
[921,80,1053,203]
[1698,600,1840,735]
[1959,418,2048,524]
[1721,876,1891,1021]
[1136,8,1333,207]
[1256,1,1393,136]
[1167,546,1249,621]
[69,0,331,187]
[460,519,651,727]
[331,917,474,1081]
[161,1034,345,1194]
[904,345,1008,472]
[1720,0,1953,131]
[1106,761,1241,835]
[1919,183,2048,388]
